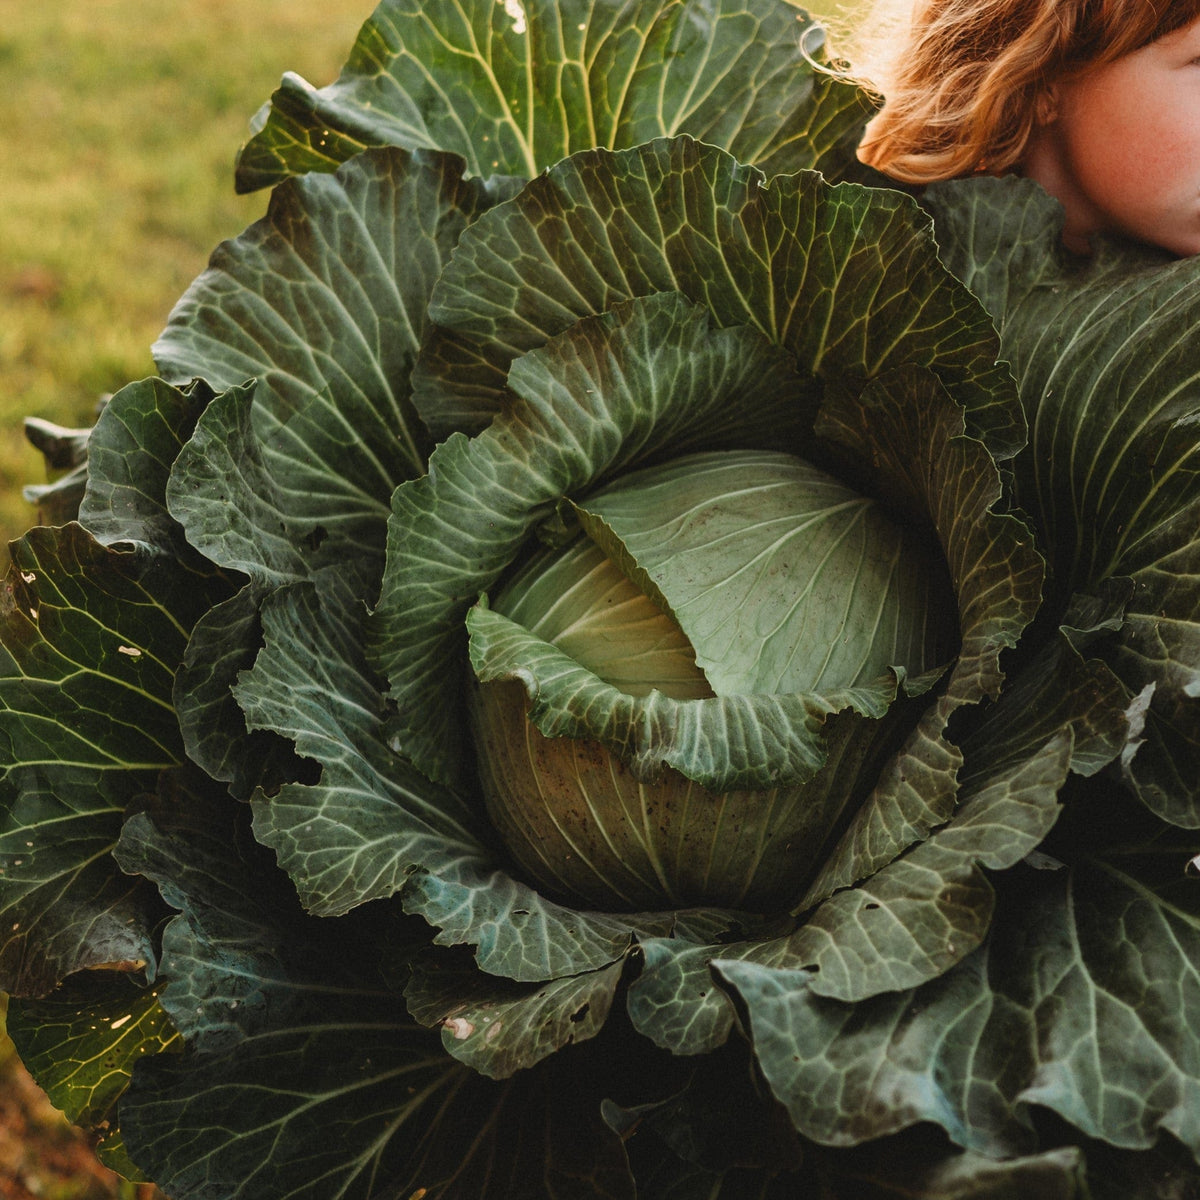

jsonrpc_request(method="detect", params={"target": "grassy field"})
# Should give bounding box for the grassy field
[0,0,373,549]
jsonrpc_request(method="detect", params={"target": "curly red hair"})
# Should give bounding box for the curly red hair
[854,0,1200,182]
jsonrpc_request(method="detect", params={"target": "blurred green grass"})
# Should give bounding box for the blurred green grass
[0,0,373,549]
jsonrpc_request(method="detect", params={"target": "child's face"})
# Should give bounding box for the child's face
[1021,17,1200,257]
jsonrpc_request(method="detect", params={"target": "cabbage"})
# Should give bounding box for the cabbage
[471,448,956,910]
[2,1,1200,1197]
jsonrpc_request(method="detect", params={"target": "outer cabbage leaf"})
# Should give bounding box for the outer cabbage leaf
[149,150,520,809]
[0,762,155,998]
[0,373,254,997]
[0,521,231,995]
[923,178,1200,826]
[78,376,221,558]
[618,1142,1093,1200]
[781,365,1045,905]
[401,860,712,984]
[405,947,625,1078]
[125,1041,637,1200]
[156,148,517,589]
[238,573,485,918]
[718,808,1200,1167]
[172,582,310,801]
[5,971,180,1176]
[235,0,874,191]
[23,416,92,527]
[71,377,306,801]
[111,775,638,1200]
[411,137,1020,442]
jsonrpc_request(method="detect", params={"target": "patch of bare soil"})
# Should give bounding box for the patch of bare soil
[0,1043,164,1200]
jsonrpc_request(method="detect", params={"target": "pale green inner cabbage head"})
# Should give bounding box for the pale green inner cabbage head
[469,449,957,911]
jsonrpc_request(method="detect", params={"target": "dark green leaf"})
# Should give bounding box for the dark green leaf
[1016,854,1200,1156]
[167,381,314,585]
[0,527,213,772]
[0,526,227,994]
[235,0,873,190]
[172,583,309,801]
[158,148,513,587]
[718,833,1200,1163]
[6,972,179,1139]
[801,366,1044,906]
[924,178,1200,826]
[23,416,91,472]
[405,949,625,1077]
[125,1040,637,1200]
[626,932,785,1055]
[414,138,1018,445]
[115,783,635,1199]
[23,416,95,527]
[401,859,708,983]
[786,731,1070,1000]
[956,631,1131,787]
[74,376,306,802]
[79,377,220,557]
[0,768,157,997]
[717,945,1032,1156]
[239,573,485,918]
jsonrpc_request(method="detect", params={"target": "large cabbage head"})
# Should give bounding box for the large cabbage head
[470,448,958,910]
[3,1,1200,1197]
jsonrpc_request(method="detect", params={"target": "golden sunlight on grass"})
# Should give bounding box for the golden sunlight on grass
[0,0,370,549]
